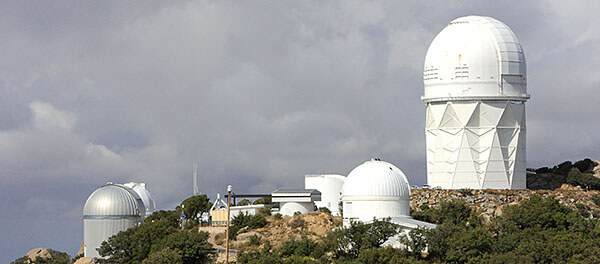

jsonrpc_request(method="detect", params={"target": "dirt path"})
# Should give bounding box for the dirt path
[199,226,227,250]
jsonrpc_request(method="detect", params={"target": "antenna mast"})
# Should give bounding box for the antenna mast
[193,162,199,196]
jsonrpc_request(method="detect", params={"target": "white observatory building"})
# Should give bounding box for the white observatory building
[423,16,529,189]
[83,182,155,258]
[341,159,435,230]
[305,174,345,216]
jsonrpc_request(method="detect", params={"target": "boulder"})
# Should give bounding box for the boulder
[26,248,51,262]
[78,241,85,256]
[74,257,94,264]
[236,231,262,241]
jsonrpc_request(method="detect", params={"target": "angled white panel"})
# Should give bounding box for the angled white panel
[425,101,526,189]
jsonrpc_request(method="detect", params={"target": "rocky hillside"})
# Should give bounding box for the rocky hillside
[411,184,600,220]
[227,184,600,253]
[228,212,340,251]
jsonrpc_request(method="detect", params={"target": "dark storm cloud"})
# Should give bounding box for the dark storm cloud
[1,1,599,262]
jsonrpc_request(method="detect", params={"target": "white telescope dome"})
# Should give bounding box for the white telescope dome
[83,184,145,218]
[423,15,529,103]
[341,159,411,225]
[342,159,410,199]
[124,182,156,217]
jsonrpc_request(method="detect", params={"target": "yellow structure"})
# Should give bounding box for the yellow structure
[210,209,228,227]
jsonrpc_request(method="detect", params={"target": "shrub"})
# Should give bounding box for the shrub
[458,188,473,196]
[181,195,212,222]
[248,234,262,246]
[592,194,600,206]
[329,218,399,258]
[318,207,332,215]
[142,248,182,264]
[232,212,268,229]
[228,226,240,241]
[214,233,225,246]
[288,217,306,229]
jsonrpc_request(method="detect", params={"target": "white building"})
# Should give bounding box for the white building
[230,204,268,219]
[304,174,345,216]
[83,183,148,258]
[271,189,321,216]
[123,182,156,217]
[341,159,435,230]
[423,15,529,189]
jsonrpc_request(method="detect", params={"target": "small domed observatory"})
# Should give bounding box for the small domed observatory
[423,16,529,189]
[341,159,435,229]
[83,183,154,258]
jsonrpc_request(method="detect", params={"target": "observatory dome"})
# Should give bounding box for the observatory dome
[423,15,529,102]
[341,159,411,225]
[83,184,145,218]
[124,182,156,217]
[342,159,410,199]
[83,183,146,258]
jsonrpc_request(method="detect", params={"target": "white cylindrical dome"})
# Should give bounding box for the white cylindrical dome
[342,159,411,225]
[422,15,528,102]
[124,182,156,217]
[305,174,345,216]
[83,184,145,258]
[342,160,410,199]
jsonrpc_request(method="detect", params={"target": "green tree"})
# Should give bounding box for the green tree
[231,212,267,229]
[97,218,177,264]
[237,199,252,206]
[150,230,214,264]
[142,248,183,264]
[181,195,212,221]
[145,210,180,227]
[252,196,272,205]
[329,218,399,258]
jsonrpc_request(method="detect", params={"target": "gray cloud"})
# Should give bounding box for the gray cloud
[1,1,599,261]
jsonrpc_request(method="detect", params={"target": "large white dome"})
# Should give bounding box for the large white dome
[83,184,146,218]
[342,159,410,199]
[422,15,529,102]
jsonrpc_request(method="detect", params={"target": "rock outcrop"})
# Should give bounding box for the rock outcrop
[74,257,94,264]
[593,160,600,178]
[25,248,51,262]
[234,212,339,249]
[411,184,600,220]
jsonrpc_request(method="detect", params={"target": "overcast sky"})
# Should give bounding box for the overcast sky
[1,1,600,261]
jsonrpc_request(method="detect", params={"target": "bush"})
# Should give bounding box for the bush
[318,207,332,215]
[592,194,600,206]
[142,248,182,264]
[253,196,272,205]
[288,217,306,229]
[181,195,212,221]
[258,207,272,216]
[183,219,199,230]
[150,231,214,264]
[329,218,399,258]
[248,234,262,246]
[458,188,473,196]
[232,212,268,229]
[214,233,225,246]
[228,226,240,241]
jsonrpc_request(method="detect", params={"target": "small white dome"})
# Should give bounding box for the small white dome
[342,159,411,199]
[83,184,146,218]
[124,182,156,217]
[423,15,528,102]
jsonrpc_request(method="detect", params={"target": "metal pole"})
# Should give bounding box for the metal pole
[225,185,232,264]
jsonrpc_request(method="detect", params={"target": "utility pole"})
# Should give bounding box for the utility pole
[225,185,232,264]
